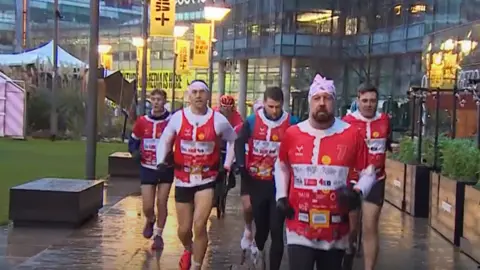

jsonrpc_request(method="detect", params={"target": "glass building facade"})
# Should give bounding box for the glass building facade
[1,0,480,108]
[214,0,480,109]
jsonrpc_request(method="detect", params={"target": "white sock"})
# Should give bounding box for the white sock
[154,226,163,237]
[190,261,201,270]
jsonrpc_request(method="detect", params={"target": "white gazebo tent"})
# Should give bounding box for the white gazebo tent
[0,41,86,67]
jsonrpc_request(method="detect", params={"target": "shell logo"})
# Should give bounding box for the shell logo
[272,134,279,141]
[372,131,379,138]
[198,133,205,140]
[321,155,331,165]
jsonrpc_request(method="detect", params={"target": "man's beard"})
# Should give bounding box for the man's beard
[312,109,334,123]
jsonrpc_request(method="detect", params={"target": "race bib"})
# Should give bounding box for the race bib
[309,209,330,229]
[292,164,348,190]
[366,138,386,154]
[189,165,203,184]
[143,139,158,151]
[180,140,215,155]
[252,140,280,156]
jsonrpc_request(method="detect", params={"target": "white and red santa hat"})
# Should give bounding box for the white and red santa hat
[308,74,336,102]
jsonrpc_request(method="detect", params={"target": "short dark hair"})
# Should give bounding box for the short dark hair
[150,88,167,99]
[264,86,284,103]
[357,83,378,97]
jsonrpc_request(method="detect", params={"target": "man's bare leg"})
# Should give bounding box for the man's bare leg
[151,183,172,249]
[141,185,156,238]
[241,194,254,249]
[191,188,214,269]
[362,201,382,270]
[176,202,194,249]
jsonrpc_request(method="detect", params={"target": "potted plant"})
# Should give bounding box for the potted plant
[462,180,480,261]
[385,136,414,211]
[429,139,480,247]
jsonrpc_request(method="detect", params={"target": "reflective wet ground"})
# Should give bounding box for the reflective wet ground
[0,178,478,269]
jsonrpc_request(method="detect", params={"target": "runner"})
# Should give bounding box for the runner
[155,80,237,270]
[342,83,390,270]
[128,89,172,250]
[274,74,377,270]
[235,86,299,270]
[213,94,255,248]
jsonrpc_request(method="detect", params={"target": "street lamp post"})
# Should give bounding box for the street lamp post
[50,0,60,141]
[204,1,230,105]
[85,0,100,180]
[172,25,189,111]
[140,0,149,116]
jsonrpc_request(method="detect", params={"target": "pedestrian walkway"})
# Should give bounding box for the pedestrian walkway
[0,179,478,269]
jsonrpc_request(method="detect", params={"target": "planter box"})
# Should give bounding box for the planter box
[429,174,470,246]
[460,185,480,262]
[404,164,430,218]
[9,178,104,228]
[384,158,405,210]
[108,152,139,178]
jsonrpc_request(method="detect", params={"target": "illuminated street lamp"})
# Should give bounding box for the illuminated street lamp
[131,37,144,48]
[97,44,112,54]
[172,25,189,111]
[204,1,231,103]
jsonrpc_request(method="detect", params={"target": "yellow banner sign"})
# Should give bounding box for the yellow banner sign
[136,47,151,80]
[99,53,112,70]
[150,0,176,37]
[192,23,211,68]
[176,39,190,74]
[121,70,194,95]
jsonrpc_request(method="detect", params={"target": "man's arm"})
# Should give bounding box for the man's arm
[128,119,142,155]
[274,131,291,201]
[217,114,238,169]
[156,112,179,165]
[234,115,253,168]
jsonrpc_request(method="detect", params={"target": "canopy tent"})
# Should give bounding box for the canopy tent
[0,41,86,67]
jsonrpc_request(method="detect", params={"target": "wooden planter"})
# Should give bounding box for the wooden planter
[404,164,430,218]
[384,158,405,210]
[429,174,471,246]
[461,185,480,262]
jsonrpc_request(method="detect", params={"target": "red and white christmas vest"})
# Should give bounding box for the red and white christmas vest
[343,111,389,180]
[285,120,367,246]
[173,110,220,187]
[136,115,170,169]
[247,111,291,180]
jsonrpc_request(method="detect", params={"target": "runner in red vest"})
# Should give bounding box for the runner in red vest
[275,74,377,269]
[155,80,237,270]
[342,83,391,270]
[235,86,299,270]
[128,89,172,250]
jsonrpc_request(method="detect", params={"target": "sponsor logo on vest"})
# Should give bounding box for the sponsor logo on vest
[372,131,379,138]
[321,155,331,165]
[198,133,205,140]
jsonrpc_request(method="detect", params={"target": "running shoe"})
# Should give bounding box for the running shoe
[151,235,164,250]
[142,218,155,239]
[179,249,192,270]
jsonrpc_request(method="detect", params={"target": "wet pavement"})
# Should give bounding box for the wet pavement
[0,178,478,270]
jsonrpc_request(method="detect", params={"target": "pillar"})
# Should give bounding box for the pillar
[218,60,226,97]
[15,0,29,52]
[281,57,292,112]
[238,59,248,119]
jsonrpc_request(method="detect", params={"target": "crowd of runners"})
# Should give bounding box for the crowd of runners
[128,74,390,270]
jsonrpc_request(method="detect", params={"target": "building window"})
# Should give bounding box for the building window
[345,17,358,35]
[296,10,336,35]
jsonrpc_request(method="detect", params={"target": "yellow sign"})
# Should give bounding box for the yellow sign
[176,39,190,74]
[99,53,112,70]
[136,47,151,80]
[192,23,211,68]
[150,0,176,37]
[121,70,194,99]
[321,155,331,165]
